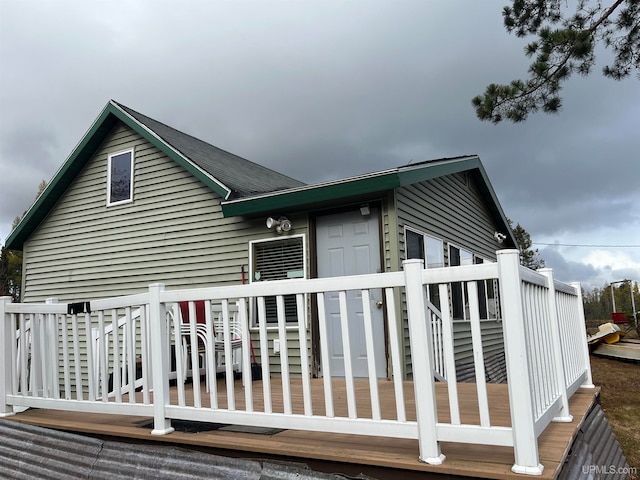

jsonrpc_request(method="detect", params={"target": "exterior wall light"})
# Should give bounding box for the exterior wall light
[494,231,507,244]
[266,216,292,234]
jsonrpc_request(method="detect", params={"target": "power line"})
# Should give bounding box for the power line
[533,242,640,248]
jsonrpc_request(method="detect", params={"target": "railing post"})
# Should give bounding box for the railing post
[539,269,572,422]
[148,283,174,435]
[403,259,445,465]
[0,296,15,416]
[570,282,594,389]
[496,250,543,475]
[44,298,59,399]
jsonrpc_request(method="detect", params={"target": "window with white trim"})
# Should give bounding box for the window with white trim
[405,227,444,308]
[405,228,444,268]
[475,256,500,320]
[107,149,133,205]
[250,235,306,327]
[449,244,469,319]
[449,245,498,320]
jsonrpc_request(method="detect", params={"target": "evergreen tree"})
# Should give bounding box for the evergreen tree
[0,247,22,302]
[508,219,545,269]
[473,0,639,123]
[1,179,47,302]
[581,281,640,322]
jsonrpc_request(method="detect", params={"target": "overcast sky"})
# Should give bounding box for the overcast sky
[1,0,638,291]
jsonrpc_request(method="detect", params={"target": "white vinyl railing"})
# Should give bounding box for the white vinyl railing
[91,307,147,400]
[89,304,243,400]
[0,250,593,476]
[427,301,445,381]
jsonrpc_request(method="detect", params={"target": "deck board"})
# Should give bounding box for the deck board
[3,379,598,480]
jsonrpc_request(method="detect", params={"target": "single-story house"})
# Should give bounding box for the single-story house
[5,100,517,379]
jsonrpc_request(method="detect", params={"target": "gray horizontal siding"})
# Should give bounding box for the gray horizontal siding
[252,332,306,376]
[22,122,310,376]
[23,122,308,302]
[397,173,500,261]
[394,175,506,377]
[452,320,505,362]
[24,125,308,380]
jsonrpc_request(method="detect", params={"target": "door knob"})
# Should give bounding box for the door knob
[375,301,383,309]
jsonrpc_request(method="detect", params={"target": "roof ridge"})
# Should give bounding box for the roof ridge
[112,101,241,159]
[111,100,304,188]
[397,154,478,169]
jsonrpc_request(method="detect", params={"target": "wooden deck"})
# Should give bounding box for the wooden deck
[3,378,599,480]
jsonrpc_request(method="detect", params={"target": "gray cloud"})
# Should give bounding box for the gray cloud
[541,248,603,286]
[0,125,60,224]
[1,0,638,286]
[542,247,640,291]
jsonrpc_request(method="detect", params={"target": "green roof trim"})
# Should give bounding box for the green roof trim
[221,170,400,217]
[221,154,516,247]
[5,101,231,250]
[113,104,232,199]
[222,156,476,215]
[6,105,516,253]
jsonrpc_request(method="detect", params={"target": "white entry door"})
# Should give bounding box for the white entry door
[315,208,386,378]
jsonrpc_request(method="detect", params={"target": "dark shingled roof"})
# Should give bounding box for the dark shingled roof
[115,101,305,199]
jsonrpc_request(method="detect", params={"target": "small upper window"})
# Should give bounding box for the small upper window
[107,149,133,205]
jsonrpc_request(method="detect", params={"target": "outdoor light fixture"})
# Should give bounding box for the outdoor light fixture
[360,204,371,216]
[266,216,292,234]
[494,231,507,244]
[266,217,278,229]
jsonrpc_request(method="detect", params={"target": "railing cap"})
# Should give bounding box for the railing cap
[402,258,424,266]
[496,249,519,256]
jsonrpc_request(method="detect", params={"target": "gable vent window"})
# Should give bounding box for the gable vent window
[107,149,134,206]
[250,235,306,327]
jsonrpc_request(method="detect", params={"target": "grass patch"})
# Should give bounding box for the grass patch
[589,326,640,476]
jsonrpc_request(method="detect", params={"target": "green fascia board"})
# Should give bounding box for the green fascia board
[221,154,517,248]
[395,156,479,185]
[222,156,480,217]
[471,162,518,248]
[221,171,401,217]
[5,101,231,250]
[425,156,517,248]
[401,155,516,248]
[113,104,231,200]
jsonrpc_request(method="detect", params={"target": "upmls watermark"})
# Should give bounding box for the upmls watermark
[582,464,637,476]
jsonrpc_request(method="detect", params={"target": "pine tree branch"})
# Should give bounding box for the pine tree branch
[474,0,634,123]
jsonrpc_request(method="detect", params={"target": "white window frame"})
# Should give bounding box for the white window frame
[404,226,425,265]
[474,255,500,320]
[107,148,134,206]
[249,234,307,329]
[448,243,501,321]
[404,227,445,310]
[448,243,474,321]
[404,226,444,269]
